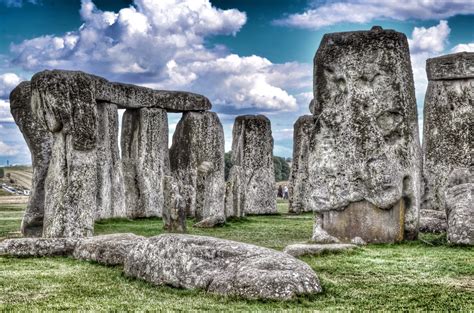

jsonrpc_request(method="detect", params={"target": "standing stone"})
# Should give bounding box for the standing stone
[162,176,187,233]
[95,102,126,220]
[31,72,99,238]
[308,26,422,243]
[288,115,314,214]
[10,81,53,237]
[224,166,244,218]
[169,112,225,223]
[420,52,474,233]
[121,108,170,218]
[227,115,277,215]
[445,168,473,245]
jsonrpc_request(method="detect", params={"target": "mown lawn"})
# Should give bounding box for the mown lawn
[0,201,472,311]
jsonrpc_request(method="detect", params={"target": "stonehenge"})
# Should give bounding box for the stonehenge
[7,29,472,248]
[226,115,277,216]
[307,26,422,243]
[11,69,224,238]
[420,52,474,235]
[288,115,314,214]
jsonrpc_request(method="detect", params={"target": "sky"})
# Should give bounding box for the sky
[0,0,473,165]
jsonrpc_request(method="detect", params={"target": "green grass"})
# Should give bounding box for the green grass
[0,202,472,311]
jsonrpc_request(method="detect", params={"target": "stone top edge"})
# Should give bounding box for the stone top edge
[30,69,212,111]
[426,52,474,80]
[235,114,271,122]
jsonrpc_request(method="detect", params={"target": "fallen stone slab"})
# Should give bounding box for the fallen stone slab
[73,233,145,265]
[0,238,78,257]
[193,216,225,228]
[124,234,321,300]
[283,243,358,257]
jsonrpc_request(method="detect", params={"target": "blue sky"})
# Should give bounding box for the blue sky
[0,0,473,165]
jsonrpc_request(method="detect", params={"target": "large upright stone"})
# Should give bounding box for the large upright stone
[288,115,314,214]
[95,102,126,220]
[121,108,170,218]
[227,115,276,215]
[308,26,422,243]
[169,112,225,223]
[30,73,98,237]
[420,52,474,233]
[10,81,53,237]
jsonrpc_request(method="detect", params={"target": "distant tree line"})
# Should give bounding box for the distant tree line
[224,152,291,182]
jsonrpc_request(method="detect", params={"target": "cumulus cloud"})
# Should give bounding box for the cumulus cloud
[10,0,306,112]
[408,21,451,101]
[451,43,474,53]
[0,99,14,122]
[0,141,18,156]
[0,73,22,99]
[408,20,450,54]
[274,0,474,29]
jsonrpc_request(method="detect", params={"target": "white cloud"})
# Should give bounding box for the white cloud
[408,20,450,54]
[0,141,18,156]
[451,43,474,53]
[0,99,14,122]
[274,0,474,29]
[0,73,22,99]
[10,0,305,112]
[408,21,451,101]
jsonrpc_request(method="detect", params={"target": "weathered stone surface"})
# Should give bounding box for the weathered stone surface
[421,52,473,233]
[29,71,100,237]
[169,112,225,222]
[308,26,422,243]
[0,238,78,257]
[224,166,244,218]
[284,243,357,257]
[124,234,321,300]
[10,81,53,237]
[162,176,187,233]
[122,108,170,218]
[227,115,277,215]
[73,233,145,265]
[426,52,474,81]
[445,168,473,245]
[31,70,211,112]
[318,200,405,243]
[193,216,225,228]
[289,115,314,214]
[95,102,126,220]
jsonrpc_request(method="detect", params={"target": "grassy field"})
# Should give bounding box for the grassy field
[0,200,472,311]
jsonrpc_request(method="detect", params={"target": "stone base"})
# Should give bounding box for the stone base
[320,200,405,243]
[419,210,447,233]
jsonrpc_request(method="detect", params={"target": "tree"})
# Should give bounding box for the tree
[0,168,4,178]
[224,152,232,181]
[273,156,290,182]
